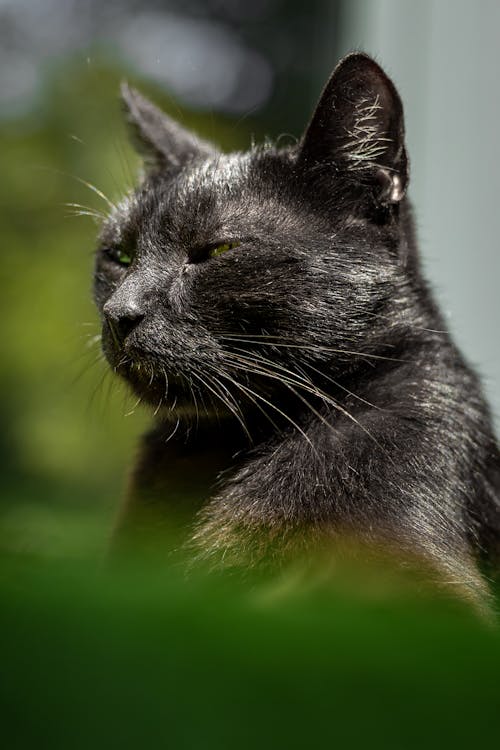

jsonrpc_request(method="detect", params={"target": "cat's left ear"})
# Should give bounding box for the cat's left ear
[121,82,216,170]
[297,53,408,205]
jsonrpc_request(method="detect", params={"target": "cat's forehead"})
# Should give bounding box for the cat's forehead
[104,147,295,243]
[154,150,256,207]
[182,151,254,189]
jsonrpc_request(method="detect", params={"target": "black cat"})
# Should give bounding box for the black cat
[94,53,500,609]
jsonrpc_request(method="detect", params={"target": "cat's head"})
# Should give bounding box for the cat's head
[94,53,411,421]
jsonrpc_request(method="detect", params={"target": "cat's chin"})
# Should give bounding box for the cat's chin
[113,355,224,418]
[115,357,186,408]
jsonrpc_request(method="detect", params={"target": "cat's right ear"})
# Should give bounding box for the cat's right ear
[121,83,215,170]
[296,53,408,207]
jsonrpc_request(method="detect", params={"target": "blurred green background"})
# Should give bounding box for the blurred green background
[1,1,500,747]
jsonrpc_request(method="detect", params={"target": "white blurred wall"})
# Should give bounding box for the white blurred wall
[338,0,500,429]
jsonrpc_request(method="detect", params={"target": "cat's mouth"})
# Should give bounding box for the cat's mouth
[101,323,187,409]
[102,323,280,419]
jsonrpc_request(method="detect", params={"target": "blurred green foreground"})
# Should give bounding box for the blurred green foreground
[1,58,500,748]
[1,552,500,749]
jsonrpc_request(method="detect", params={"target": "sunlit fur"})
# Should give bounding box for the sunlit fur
[93,54,500,611]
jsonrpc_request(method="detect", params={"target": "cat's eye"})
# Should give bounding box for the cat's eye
[104,246,133,267]
[189,240,241,264]
[208,241,240,258]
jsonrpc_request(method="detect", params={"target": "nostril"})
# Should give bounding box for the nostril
[104,301,145,344]
[116,312,144,341]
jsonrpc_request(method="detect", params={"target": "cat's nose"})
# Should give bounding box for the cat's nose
[103,298,145,344]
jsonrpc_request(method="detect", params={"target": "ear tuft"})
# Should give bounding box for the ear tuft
[297,53,408,206]
[120,81,215,171]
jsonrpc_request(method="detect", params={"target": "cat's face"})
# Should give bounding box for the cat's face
[94,54,410,417]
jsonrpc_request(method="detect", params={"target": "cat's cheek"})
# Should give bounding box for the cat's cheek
[178,260,210,295]
[104,262,127,284]
[181,262,196,277]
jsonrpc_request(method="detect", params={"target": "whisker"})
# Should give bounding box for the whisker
[191,368,252,442]
[124,395,143,417]
[69,352,106,387]
[84,334,102,349]
[207,365,283,437]
[36,167,116,210]
[219,334,408,363]
[63,202,107,220]
[86,366,113,415]
[165,417,181,442]
[213,366,317,454]
[65,210,103,223]
[189,375,200,427]
[220,354,331,447]
[222,349,388,457]
[303,359,384,412]
[189,367,211,418]
[161,366,169,404]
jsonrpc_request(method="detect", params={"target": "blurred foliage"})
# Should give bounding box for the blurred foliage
[1,53,500,748]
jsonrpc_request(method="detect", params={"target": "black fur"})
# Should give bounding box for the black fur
[94,54,500,608]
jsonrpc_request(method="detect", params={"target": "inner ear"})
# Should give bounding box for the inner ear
[121,82,216,171]
[297,53,408,205]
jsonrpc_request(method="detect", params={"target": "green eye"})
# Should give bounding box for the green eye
[105,246,133,266]
[208,241,240,258]
[117,250,132,266]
